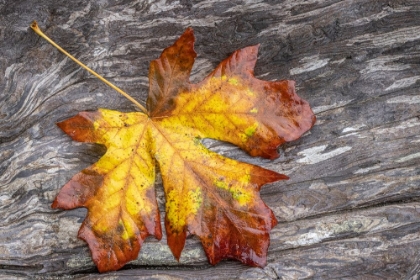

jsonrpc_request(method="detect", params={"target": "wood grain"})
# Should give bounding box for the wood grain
[1,0,419,278]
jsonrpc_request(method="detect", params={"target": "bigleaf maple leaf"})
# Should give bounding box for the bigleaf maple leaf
[36,25,315,272]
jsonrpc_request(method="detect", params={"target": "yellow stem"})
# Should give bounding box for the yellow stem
[30,21,148,114]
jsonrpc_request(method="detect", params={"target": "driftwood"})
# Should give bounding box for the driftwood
[1,0,420,278]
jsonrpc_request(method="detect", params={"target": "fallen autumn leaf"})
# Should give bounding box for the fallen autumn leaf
[31,21,316,272]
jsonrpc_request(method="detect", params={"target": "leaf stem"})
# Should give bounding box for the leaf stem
[30,21,148,114]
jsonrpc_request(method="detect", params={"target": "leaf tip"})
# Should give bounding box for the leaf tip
[185,26,194,34]
[166,221,187,261]
[168,232,186,261]
[276,173,289,181]
[56,113,98,142]
[51,198,59,209]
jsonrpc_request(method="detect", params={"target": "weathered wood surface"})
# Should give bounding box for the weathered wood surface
[1,0,420,279]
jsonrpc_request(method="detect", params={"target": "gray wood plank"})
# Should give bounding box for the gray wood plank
[1,0,419,278]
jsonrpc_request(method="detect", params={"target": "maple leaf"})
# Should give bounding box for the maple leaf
[32,22,315,272]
